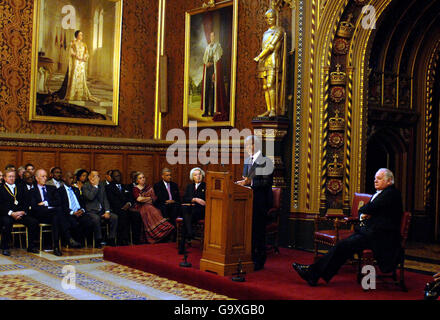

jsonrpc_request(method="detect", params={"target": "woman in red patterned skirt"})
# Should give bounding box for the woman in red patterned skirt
[132,172,174,243]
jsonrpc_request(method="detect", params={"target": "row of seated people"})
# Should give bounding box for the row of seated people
[0,164,206,257]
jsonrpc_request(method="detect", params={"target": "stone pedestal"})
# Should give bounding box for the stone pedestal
[251,116,290,188]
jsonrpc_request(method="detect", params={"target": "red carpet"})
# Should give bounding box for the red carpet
[103,243,432,300]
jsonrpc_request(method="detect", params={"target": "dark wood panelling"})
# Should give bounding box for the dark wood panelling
[126,154,154,185]
[59,152,92,175]
[21,151,57,172]
[0,150,20,171]
[94,154,124,177]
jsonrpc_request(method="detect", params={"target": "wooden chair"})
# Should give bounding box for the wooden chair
[266,187,282,253]
[39,223,52,251]
[357,211,412,291]
[12,224,29,249]
[39,223,63,250]
[314,193,372,260]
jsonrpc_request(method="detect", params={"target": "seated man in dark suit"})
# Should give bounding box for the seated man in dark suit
[292,168,403,286]
[237,135,274,271]
[0,169,40,256]
[82,170,118,248]
[46,167,63,189]
[22,171,35,191]
[29,169,81,256]
[59,171,94,247]
[179,167,206,253]
[153,168,181,232]
[105,170,142,245]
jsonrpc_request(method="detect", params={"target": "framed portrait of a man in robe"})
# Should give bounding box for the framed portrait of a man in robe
[29,0,122,126]
[183,0,237,128]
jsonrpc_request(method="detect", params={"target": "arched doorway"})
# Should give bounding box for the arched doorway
[362,0,440,241]
[365,128,407,206]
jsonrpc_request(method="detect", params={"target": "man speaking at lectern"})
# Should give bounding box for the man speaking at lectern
[237,135,273,271]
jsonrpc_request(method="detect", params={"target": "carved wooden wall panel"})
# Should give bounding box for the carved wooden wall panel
[0,150,20,170]
[126,154,155,185]
[22,151,57,172]
[59,152,92,175]
[94,153,124,177]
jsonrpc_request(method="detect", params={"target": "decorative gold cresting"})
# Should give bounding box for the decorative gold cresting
[202,0,215,8]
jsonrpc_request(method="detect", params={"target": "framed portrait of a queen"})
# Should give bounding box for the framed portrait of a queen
[183,0,238,128]
[29,0,123,126]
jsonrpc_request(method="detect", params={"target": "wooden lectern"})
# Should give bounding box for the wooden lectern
[199,171,254,276]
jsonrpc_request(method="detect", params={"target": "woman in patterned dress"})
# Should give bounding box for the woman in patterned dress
[132,172,174,243]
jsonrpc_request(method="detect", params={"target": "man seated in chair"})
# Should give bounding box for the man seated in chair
[59,171,94,248]
[292,168,403,286]
[153,168,181,238]
[105,170,142,245]
[0,168,40,256]
[179,167,206,253]
[82,170,118,248]
[29,169,81,256]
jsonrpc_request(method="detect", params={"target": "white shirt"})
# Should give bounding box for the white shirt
[195,182,201,190]
[371,190,383,202]
[52,179,62,188]
[6,183,16,216]
[37,184,49,207]
[251,150,261,165]
[5,183,15,193]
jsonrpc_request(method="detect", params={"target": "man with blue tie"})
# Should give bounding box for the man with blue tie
[59,171,94,247]
[0,169,40,256]
[29,169,81,256]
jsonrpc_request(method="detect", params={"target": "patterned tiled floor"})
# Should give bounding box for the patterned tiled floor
[0,248,231,300]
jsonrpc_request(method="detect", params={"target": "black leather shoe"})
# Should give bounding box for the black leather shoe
[2,249,11,256]
[68,238,82,248]
[292,262,318,286]
[27,247,39,254]
[53,247,63,256]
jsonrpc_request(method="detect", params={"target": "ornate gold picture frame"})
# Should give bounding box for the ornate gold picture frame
[29,0,123,126]
[183,0,238,128]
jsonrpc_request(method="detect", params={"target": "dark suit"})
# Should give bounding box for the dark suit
[105,182,142,245]
[82,181,118,242]
[153,180,181,227]
[311,185,403,282]
[0,184,39,250]
[58,185,94,245]
[181,182,206,239]
[29,184,72,247]
[243,153,274,269]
